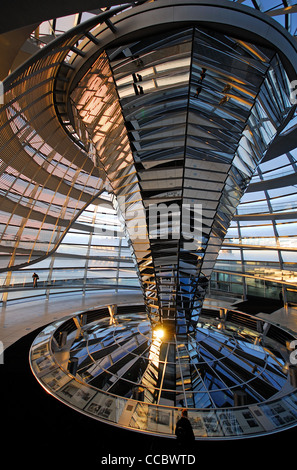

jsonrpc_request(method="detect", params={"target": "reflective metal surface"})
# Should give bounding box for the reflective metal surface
[70,17,294,330]
[59,314,289,408]
[30,304,297,439]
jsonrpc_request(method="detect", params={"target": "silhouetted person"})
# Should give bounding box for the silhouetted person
[175,409,195,451]
[32,272,39,288]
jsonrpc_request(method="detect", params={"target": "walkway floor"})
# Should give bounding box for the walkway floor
[1,289,297,349]
[0,289,143,349]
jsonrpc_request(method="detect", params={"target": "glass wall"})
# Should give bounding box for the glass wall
[1,172,296,306]
[0,192,140,304]
[211,149,297,306]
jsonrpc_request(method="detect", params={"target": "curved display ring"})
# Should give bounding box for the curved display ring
[30,304,297,440]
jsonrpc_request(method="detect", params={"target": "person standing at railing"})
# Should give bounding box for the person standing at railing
[175,408,195,452]
[32,272,39,288]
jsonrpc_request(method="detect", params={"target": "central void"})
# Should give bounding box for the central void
[30,304,297,439]
[58,312,287,408]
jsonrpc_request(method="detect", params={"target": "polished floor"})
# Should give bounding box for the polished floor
[0,289,144,349]
[1,290,297,351]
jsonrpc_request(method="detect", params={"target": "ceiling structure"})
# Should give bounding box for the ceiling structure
[1,1,297,36]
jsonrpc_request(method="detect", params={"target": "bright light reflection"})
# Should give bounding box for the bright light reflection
[153,328,164,339]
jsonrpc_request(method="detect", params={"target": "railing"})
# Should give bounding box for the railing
[29,304,297,440]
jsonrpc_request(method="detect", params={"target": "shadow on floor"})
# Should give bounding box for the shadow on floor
[232,296,283,315]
